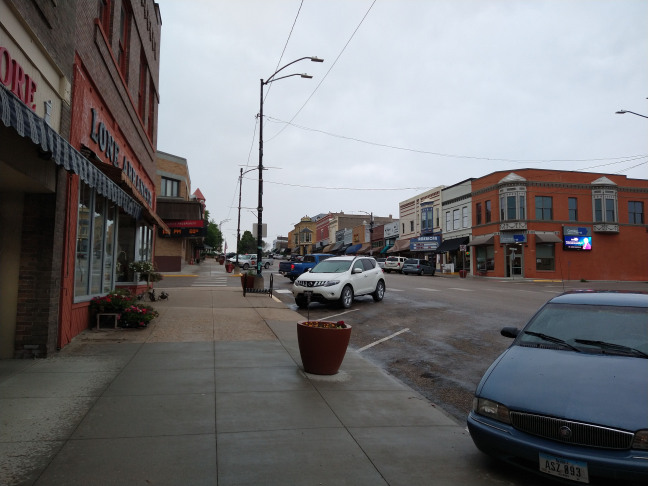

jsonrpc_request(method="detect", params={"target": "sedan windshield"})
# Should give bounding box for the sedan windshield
[519,303,648,356]
[311,261,352,274]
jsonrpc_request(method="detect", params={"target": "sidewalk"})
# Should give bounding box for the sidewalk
[0,261,544,486]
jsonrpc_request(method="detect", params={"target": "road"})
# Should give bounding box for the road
[270,267,645,423]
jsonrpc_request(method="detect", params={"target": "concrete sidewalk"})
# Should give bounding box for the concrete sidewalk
[0,261,545,485]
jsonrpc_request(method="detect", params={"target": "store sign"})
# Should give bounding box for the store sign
[88,108,152,207]
[500,233,527,243]
[563,226,591,237]
[0,46,38,110]
[410,235,440,251]
[166,220,205,228]
[159,226,206,238]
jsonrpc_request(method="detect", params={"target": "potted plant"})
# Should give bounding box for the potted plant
[297,320,352,375]
[240,269,256,290]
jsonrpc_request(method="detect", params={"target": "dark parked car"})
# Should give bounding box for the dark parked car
[467,291,648,485]
[401,258,435,276]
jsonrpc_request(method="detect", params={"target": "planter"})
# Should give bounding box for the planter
[459,269,468,278]
[297,321,352,375]
[241,274,255,290]
[225,263,234,273]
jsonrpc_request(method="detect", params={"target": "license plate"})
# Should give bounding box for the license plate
[539,453,589,483]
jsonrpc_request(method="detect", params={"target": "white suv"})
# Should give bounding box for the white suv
[384,256,407,273]
[292,256,386,309]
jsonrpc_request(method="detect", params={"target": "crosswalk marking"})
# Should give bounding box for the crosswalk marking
[192,276,227,287]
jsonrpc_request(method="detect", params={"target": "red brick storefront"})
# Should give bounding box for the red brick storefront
[470,169,647,281]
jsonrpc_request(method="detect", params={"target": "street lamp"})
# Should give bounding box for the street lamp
[218,219,230,256]
[357,211,375,256]
[615,110,648,119]
[256,56,324,275]
[236,167,258,268]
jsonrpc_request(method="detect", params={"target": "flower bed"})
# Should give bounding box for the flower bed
[119,304,159,328]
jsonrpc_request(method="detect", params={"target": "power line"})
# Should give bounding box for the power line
[267,116,648,164]
[265,0,378,143]
[264,0,304,104]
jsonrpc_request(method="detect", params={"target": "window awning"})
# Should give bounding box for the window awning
[469,235,495,246]
[329,241,343,252]
[436,236,469,253]
[356,243,372,254]
[345,243,362,254]
[380,244,393,254]
[322,244,334,253]
[387,238,410,253]
[535,232,562,243]
[0,85,141,219]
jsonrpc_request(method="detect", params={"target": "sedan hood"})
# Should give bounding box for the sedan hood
[477,346,648,431]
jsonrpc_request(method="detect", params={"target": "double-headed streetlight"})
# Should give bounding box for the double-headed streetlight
[615,110,648,119]
[256,56,324,275]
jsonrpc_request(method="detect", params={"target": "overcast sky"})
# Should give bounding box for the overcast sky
[154,0,647,251]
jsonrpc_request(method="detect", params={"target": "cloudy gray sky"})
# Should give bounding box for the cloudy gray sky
[154,0,647,251]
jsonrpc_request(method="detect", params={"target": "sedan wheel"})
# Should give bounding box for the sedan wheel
[339,285,354,309]
[372,280,385,302]
[264,262,270,269]
[243,263,249,270]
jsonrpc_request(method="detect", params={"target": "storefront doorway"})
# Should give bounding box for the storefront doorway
[505,244,524,277]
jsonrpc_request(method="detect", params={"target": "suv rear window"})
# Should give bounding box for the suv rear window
[386,257,398,262]
[404,259,417,264]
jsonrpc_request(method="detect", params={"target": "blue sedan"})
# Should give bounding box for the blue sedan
[467,291,648,484]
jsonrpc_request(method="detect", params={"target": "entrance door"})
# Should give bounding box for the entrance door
[506,244,524,278]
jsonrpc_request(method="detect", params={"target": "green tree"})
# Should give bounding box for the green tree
[203,209,223,251]
[238,230,257,254]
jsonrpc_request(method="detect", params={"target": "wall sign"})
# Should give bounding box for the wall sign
[0,46,38,110]
[88,108,152,207]
[563,226,591,237]
[410,235,440,251]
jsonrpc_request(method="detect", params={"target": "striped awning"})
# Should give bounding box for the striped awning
[0,85,141,219]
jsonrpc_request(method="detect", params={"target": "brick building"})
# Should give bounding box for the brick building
[0,0,165,357]
[154,150,205,271]
[470,169,648,281]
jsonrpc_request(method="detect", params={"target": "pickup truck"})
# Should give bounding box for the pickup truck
[278,253,333,282]
[228,254,273,270]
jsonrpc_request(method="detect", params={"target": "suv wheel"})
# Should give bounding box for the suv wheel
[339,285,354,309]
[372,280,385,302]
[243,263,249,270]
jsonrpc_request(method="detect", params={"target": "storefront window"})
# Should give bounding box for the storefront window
[536,243,555,271]
[74,182,117,298]
[476,245,495,272]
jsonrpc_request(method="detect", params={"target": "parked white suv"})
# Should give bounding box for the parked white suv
[292,256,386,309]
[384,256,407,273]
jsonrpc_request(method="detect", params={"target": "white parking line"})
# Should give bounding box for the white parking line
[322,310,358,321]
[358,328,410,352]
[274,289,292,294]
[389,288,405,292]
[417,288,440,292]
[448,288,473,292]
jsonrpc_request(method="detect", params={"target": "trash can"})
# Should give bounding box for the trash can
[459,270,467,278]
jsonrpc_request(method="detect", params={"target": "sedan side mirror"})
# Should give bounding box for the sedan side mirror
[353,267,363,274]
[500,327,520,338]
